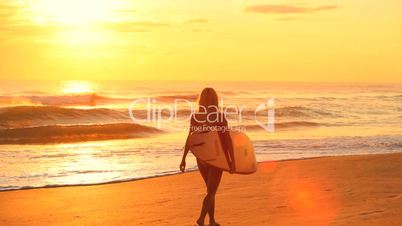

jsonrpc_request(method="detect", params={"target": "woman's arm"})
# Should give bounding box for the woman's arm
[220,113,235,172]
[182,129,191,161]
[180,115,194,172]
[179,129,192,172]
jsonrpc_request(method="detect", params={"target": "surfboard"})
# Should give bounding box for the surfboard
[188,130,257,174]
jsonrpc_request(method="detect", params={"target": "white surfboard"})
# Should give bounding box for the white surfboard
[188,130,257,174]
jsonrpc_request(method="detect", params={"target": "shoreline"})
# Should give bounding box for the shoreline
[1,152,400,193]
[1,152,401,225]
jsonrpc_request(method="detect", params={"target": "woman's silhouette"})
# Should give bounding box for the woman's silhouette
[180,88,234,226]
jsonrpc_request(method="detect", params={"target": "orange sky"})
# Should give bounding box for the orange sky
[0,0,401,82]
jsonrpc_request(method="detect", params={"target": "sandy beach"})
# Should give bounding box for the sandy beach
[1,152,401,226]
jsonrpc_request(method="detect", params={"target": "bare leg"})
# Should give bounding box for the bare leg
[207,167,222,225]
[197,194,210,225]
[197,160,209,225]
[197,161,222,226]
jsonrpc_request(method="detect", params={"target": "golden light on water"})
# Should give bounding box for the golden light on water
[62,81,93,94]
[58,143,120,184]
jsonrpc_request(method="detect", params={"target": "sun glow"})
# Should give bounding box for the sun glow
[30,0,115,26]
[58,29,110,46]
[62,81,93,94]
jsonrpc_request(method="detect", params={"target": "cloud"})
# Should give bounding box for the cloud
[183,19,208,24]
[4,25,58,36]
[313,5,338,12]
[0,2,47,38]
[0,1,28,19]
[0,1,20,11]
[244,4,339,14]
[103,21,170,33]
[0,2,20,22]
[126,21,170,27]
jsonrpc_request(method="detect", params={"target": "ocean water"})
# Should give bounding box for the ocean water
[0,80,401,191]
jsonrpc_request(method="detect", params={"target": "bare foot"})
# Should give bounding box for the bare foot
[209,222,220,226]
[196,219,205,226]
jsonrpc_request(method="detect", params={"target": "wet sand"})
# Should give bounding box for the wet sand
[1,153,401,225]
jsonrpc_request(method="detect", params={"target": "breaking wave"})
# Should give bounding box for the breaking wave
[0,123,163,144]
[0,106,129,128]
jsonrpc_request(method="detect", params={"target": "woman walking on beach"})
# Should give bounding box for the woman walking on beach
[180,87,234,226]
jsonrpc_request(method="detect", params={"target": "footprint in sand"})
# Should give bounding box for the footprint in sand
[359,210,384,216]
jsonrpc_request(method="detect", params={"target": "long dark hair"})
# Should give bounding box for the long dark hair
[197,87,219,114]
